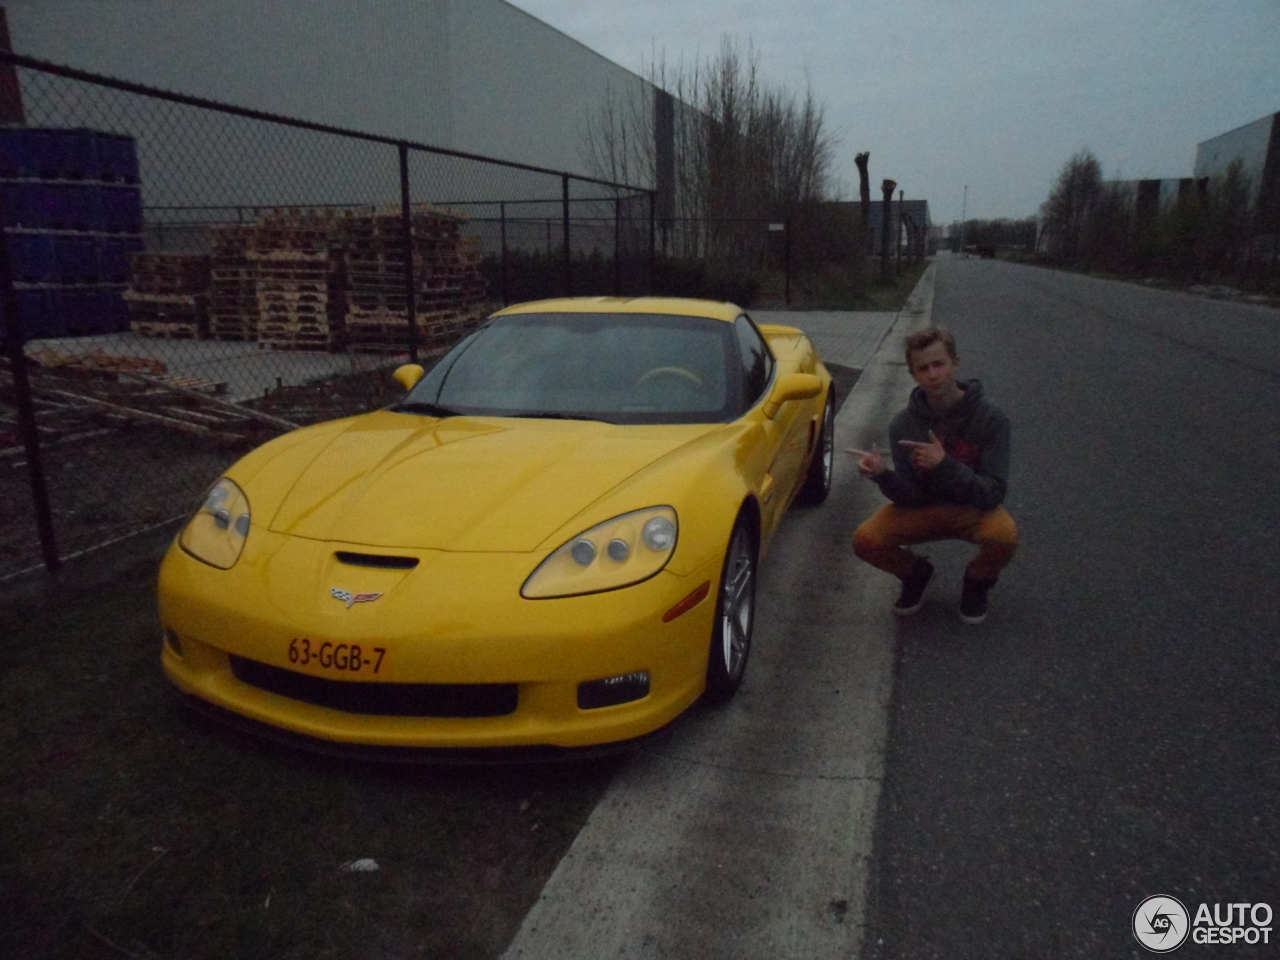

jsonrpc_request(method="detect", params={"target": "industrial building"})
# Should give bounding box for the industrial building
[1106,110,1280,240]
[2,0,658,186]
[1194,110,1280,236]
[1194,112,1279,204]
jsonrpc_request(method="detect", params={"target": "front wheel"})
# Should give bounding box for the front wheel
[704,518,757,704]
[796,388,835,505]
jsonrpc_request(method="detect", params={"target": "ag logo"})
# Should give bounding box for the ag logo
[330,588,382,608]
[1133,895,1190,953]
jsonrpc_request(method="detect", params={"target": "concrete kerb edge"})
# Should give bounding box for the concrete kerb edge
[827,259,936,959]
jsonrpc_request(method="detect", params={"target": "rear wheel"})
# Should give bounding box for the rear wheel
[797,389,835,505]
[704,518,757,703]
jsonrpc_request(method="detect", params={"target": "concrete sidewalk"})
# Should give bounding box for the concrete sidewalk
[501,266,936,960]
[754,310,898,371]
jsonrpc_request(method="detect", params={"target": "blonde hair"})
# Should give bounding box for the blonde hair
[904,327,958,365]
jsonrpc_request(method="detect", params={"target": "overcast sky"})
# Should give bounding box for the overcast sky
[512,0,1280,223]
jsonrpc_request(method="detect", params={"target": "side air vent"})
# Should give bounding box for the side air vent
[335,551,419,570]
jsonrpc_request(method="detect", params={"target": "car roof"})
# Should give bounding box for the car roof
[491,296,743,323]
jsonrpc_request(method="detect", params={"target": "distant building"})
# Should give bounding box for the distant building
[1194,110,1280,236]
[1104,112,1280,242]
[1194,112,1279,204]
[820,200,931,253]
[1102,178,1202,237]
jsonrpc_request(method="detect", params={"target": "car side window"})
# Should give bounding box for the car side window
[734,315,774,409]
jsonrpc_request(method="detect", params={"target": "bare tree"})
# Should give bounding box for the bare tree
[581,37,839,282]
[1040,149,1103,264]
[854,152,871,229]
[1086,180,1134,272]
[1204,158,1253,275]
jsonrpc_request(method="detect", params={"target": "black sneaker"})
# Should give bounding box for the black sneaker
[893,558,934,616]
[959,577,995,624]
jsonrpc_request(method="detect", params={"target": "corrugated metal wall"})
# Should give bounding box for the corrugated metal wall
[5,0,653,185]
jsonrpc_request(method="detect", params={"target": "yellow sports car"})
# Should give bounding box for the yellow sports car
[159,297,834,757]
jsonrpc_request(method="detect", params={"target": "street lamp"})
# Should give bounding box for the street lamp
[959,185,968,257]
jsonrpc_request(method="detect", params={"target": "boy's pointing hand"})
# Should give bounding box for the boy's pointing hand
[899,430,946,470]
[845,442,886,478]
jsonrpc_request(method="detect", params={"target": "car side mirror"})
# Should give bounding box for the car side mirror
[763,373,822,419]
[393,364,425,391]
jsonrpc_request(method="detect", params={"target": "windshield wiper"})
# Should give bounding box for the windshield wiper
[391,400,458,417]
[507,411,614,424]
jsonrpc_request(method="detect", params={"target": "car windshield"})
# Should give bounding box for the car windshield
[402,312,740,425]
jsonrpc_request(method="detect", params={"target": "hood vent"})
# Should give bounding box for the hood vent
[335,551,419,570]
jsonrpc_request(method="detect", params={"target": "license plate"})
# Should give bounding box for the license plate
[287,638,386,675]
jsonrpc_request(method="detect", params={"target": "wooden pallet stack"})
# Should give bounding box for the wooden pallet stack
[124,207,484,353]
[123,253,211,339]
[208,224,259,342]
[338,206,488,353]
[252,210,343,352]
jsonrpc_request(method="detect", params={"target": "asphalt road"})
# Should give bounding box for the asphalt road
[502,260,1278,959]
[860,260,1280,959]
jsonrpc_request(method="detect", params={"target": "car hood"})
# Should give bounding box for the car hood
[261,411,715,552]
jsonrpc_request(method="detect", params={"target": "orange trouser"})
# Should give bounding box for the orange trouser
[853,502,1019,583]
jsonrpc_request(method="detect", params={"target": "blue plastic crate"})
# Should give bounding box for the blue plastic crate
[93,132,140,184]
[60,129,100,180]
[0,128,38,178]
[57,183,105,231]
[0,127,143,182]
[100,287,132,333]
[54,234,102,282]
[6,232,58,282]
[0,287,64,340]
[98,235,145,282]
[100,185,143,233]
[66,287,122,334]
[60,287,100,336]
[0,182,102,231]
[27,129,73,179]
[0,181,38,227]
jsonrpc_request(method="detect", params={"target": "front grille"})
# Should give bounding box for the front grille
[335,551,419,569]
[229,656,517,718]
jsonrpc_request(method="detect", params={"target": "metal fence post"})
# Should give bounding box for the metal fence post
[561,174,571,297]
[648,191,656,294]
[500,201,509,306]
[613,196,622,296]
[0,221,60,571]
[785,216,792,306]
[399,143,419,364]
[896,189,904,275]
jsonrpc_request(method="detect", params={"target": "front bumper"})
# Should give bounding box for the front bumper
[159,528,721,750]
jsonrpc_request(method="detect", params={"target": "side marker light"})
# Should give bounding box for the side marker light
[662,581,711,622]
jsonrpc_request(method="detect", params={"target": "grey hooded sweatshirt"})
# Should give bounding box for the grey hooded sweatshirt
[872,378,1010,511]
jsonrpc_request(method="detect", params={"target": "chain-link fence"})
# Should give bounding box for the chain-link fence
[0,52,655,579]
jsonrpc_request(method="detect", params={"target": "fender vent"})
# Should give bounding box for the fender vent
[335,551,419,570]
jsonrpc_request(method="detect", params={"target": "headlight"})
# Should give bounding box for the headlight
[521,506,678,599]
[179,478,251,569]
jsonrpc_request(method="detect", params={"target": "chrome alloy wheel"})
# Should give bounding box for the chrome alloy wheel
[818,393,835,486]
[718,524,755,682]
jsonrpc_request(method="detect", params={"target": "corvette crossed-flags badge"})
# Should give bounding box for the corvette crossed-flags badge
[330,588,383,608]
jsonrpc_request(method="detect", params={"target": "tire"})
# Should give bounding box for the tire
[796,388,835,505]
[704,518,757,704]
